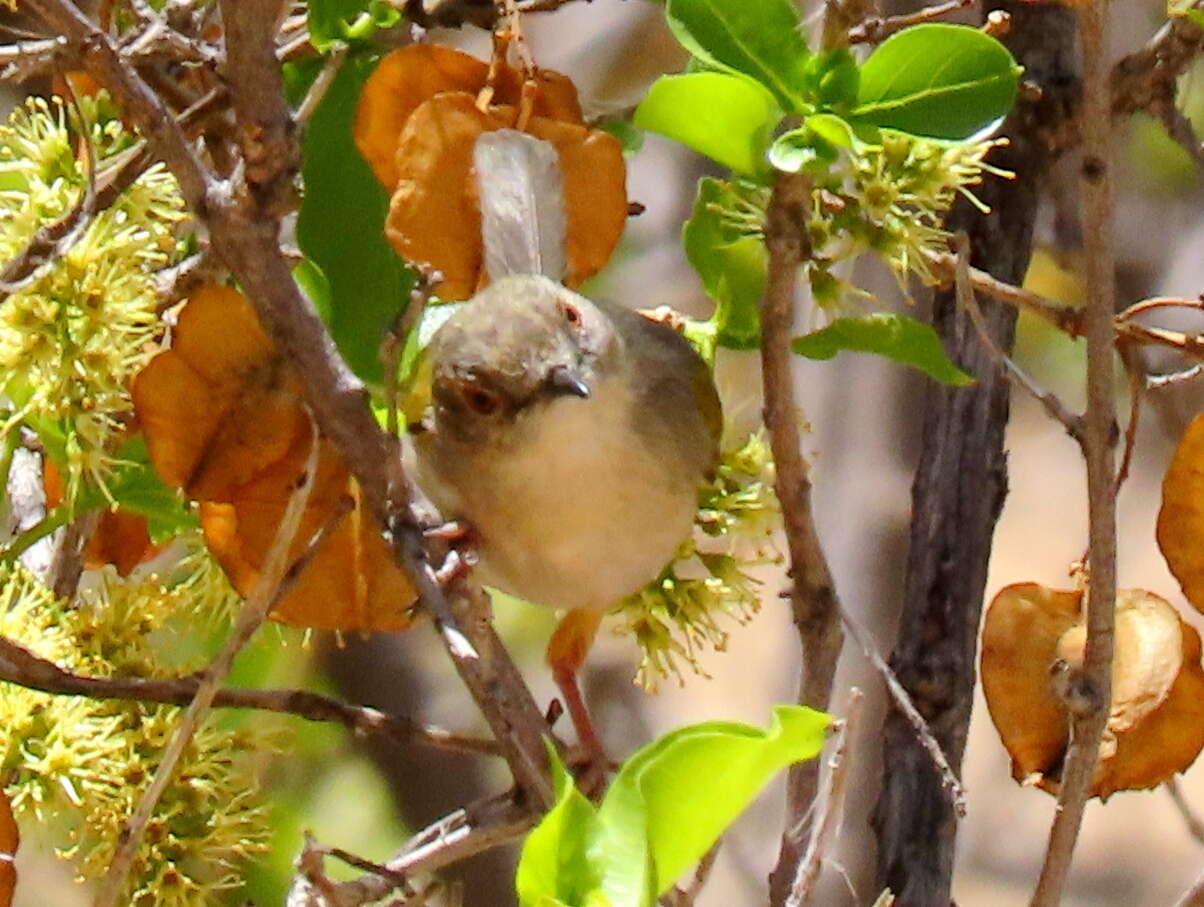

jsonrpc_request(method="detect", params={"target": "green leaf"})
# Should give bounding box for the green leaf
[1169,0,1204,27]
[514,708,829,906]
[665,0,811,110]
[296,53,415,385]
[791,313,975,385]
[851,24,1021,140]
[308,0,400,51]
[683,178,766,349]
[635,73,780,178]
[516,747,603,907]
[93,437,198,542]
[596,706,830,897]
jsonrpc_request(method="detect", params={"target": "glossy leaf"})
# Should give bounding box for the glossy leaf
[308,0,400,51]
[682,178,766,349]
[635,73,779,178]
[791,313,974,386]
[514,707,829,906]
[852,24,1021,140]
[297,54,415,384]
[665,0,810,110]
[514,748,602,907]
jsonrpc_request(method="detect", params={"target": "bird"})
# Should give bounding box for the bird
[412,128,721,764]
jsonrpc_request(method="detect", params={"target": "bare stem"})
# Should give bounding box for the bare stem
[1029,2,1118,902]
[762,170,846,907]
[787,688,863,906]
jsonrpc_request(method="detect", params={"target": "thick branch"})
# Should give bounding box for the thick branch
[762,171,846,907]
[871,5,1080,904]
[1029,0,1119,901]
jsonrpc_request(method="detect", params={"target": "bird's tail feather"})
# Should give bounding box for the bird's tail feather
[474,129,567,282]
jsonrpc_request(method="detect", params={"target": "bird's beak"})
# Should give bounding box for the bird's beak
[546,364,591,399]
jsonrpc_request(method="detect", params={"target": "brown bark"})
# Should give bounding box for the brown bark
[871,5,1081,904]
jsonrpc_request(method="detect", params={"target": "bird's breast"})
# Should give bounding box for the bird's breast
[432,376,699,611]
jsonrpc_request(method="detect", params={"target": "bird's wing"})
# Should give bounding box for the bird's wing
[474,129,567,282]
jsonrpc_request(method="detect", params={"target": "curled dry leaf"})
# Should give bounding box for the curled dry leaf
[981,583,1204,799]
[1158,413,1204,612]
[132,286,413,631]
[0,789,15,907]
[354,45,583,191]
[353,45,624,300]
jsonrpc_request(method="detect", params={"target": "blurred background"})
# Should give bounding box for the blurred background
[9,0,1204,904]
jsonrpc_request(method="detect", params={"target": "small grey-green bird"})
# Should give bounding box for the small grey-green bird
[413,129,721,758]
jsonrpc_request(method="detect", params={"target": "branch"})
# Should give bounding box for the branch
[1029,0,1119,901]
[847,0,973,44]
[787,688,863,906]
[323,791,537,905]
[0,629,497,757]
[25,0,555,809]
[762,169,846,907]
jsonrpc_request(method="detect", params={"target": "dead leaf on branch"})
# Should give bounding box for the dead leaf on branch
[0,789,16,907]
[132,286,413,631]
[354,45,626,300]
[981,583,1204,799]
[1158,413,1204,612]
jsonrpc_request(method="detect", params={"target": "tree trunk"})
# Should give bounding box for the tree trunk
[871,6,1081,903]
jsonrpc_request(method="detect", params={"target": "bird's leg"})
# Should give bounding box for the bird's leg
[546,607,608,790]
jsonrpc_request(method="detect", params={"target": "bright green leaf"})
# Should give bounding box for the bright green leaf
[635,73,780,178]
[515,748,602,907]
[666,0,811,110]
[852,24,1021,140]
[805,48,859,110]
[683,178,766,349]
[296,54,415,385]
[308,0,400,51]
[596,706,829,897]
[791,313,975,385]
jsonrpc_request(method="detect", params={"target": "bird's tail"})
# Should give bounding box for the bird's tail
[473,129,567,283]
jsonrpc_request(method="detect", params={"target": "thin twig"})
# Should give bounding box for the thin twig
[1148,363,1204,389]
[762,169,847,907]
[839,606,965,814]
[1113,344,1144,494]
[1029,0,1119,901]
[295,41,347,127]
[952,235,1085,443]
[788,688,863,906]
[1168,779,1204,847]
[94,417,322,907]
[0,634,499,755]
[924,249,1086,337]
[1177,866,1204,907]
[847,0,973,44]
[326,792,537,906]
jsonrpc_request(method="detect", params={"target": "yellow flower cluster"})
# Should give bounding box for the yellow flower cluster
[616,431,781,689]
[0,564,275,905]
[0,95,184,504]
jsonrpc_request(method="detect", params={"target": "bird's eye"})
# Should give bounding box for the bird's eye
[460,384,501,416]
[559,300,582,326]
